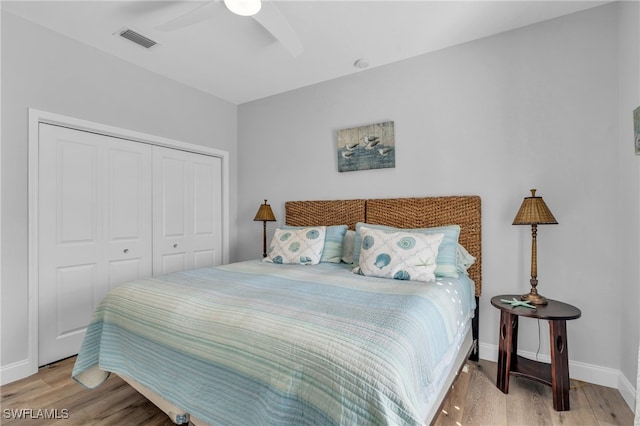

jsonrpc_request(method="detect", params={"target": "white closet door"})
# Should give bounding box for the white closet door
[38,124,152,365]
[104,139,153,290]
[153,146,222,275]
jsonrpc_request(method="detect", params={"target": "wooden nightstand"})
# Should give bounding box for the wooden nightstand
[490,295,581,411]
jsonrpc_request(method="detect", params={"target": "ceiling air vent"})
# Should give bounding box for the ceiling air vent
[119,28,157,49]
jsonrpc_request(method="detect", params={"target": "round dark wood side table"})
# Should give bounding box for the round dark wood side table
[490,295,581,411]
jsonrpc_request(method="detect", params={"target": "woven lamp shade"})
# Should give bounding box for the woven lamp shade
[513,189,558,225]
[254,200,276,222]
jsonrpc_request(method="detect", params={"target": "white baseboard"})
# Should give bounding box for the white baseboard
[618,370,637,414]
[479,342,636,412]
[0,358,37,386]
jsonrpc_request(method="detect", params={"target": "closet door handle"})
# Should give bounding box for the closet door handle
[123,249,129,254]
[173,243,178,248]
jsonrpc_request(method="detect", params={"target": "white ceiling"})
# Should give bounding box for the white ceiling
[2,1,610,104]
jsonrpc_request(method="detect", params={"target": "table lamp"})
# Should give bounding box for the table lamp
[513,189,558,305]
[254,199,276,258]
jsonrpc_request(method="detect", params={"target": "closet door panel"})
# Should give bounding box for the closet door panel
[153,147,191,274]
[160,253,187,275]
[160,156,188,238]
[191,155,222,268]
[108,259,146,287]
[55,264,98,339]
[193,250,216,269]
[153,146,222,275]
[38,124,152,365]
[38,125,107,365]
[104,141,153,291]
[57,141,99,245]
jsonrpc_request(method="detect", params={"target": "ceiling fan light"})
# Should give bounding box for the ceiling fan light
[224,0,262,16]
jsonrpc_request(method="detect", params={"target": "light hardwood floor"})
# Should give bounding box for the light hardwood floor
[434,360,634,426]
[1,356,634,425]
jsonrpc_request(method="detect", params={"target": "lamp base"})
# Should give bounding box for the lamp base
[521,292,548,305]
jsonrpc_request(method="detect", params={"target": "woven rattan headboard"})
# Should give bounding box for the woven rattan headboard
[285,196,481,296]
[284,199,366,231]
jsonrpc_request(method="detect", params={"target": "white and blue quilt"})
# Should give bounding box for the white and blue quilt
[72,260,475,426]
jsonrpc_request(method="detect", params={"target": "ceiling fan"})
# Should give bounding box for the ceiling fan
[155,0,304,57]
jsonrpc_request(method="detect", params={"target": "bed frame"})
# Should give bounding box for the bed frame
[119,195,482,425]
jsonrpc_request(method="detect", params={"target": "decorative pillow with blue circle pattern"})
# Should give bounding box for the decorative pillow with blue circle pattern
[282,224,348,263]
[263,227,327,265]
[352,222,461,278]
[353,226,444,282]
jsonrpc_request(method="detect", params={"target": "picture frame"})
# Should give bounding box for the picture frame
[336,121,395,172]
[634,106,640,155]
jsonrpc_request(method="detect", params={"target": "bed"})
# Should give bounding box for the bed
[72,196,482,426]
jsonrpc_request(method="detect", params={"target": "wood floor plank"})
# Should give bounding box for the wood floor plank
[39,357,78,388]
[0,378,52,406]
[582,379,635,425]
[2,380,85,413]
[83,384,158,426]
[433,364,472,425]
[52,375,130,415]
[505,376,554,425]
[2,356,634,426]
[459,360,507,425]
[548,380,601,426]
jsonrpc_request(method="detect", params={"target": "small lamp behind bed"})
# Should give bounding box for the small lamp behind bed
[513,189,558,305]
[254,199,277,258]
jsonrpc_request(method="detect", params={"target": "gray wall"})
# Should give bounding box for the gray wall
[238,1,639,398]
[1,12,238,370]
[617,0,640,399]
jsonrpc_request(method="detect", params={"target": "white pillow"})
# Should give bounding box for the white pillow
[456,243,476,275]
[263,227,327,265]
[341,230,356,264]
[354,226,444,283]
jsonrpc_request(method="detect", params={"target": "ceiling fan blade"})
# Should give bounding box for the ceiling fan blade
[252,2,304,57]
[156,2,220,31]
